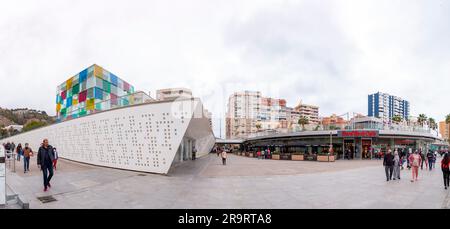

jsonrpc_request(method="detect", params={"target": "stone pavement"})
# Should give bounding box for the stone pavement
[4,153,450,209]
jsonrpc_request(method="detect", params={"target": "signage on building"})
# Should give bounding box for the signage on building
[395,139,415,145]
[338,130,379,138]
[0,147,5,206]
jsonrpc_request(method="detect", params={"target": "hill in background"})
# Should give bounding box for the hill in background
[0,107,55,139]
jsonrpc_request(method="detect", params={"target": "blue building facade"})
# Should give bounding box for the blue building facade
[368,92,410,121]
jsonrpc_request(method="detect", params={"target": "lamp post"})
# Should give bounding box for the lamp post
[329,131,333,162]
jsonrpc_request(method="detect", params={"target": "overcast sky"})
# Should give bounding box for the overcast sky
[0,0,449,137]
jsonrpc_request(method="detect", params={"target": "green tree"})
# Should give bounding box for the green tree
[417,114,427,126]
[444,114,450,144]
[298,116,309,131]
[428,117,437,130]
[255,123,262,132]
[23,120,47,132]
[392,115,402,123]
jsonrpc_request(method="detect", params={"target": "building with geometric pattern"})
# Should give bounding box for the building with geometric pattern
[2,64,215,174]
[56,64,137,122]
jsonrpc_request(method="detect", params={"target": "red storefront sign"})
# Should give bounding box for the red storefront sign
[395,139,415,145]
[338,130,379,138]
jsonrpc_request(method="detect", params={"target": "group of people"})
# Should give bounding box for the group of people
[383,148,450,189]
[256,149,272,160]
[3,139,59,192]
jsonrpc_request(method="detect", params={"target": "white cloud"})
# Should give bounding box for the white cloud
[0,0,449,137]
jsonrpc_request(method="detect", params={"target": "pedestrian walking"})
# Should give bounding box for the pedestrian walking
[393,150,401,180]
[383,149,394,181]
[16,143,23,161]
[216,147,220,157]
[407,148,412,170]
[37,139,55,192]
[427,150,434,171]
[261,150,265,160]
[10,142,15,157]
[409,150,422,182]
[52,147,59,170]
[441,153,450,190]
[420,150,427,170]
[23,143,33,173]
[221,149,227,165]
[434,151,438,169]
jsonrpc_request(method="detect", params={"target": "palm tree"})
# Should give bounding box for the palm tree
[392,115,402,124]
[417,114,427,127]
[428,117,437,130]
[255,123,262,132]
[445,114,450,144]
[298,116,309,131]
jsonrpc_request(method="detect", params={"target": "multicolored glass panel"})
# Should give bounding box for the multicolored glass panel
[56,64,135,121]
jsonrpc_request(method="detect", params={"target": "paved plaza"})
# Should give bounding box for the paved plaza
[5,153,450,209]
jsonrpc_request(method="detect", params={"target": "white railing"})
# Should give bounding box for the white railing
[247,124,436,139]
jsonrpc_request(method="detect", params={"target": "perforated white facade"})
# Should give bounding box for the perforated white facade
[1,98,215,174]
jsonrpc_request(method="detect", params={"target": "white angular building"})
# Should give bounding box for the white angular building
[1,98,215,174]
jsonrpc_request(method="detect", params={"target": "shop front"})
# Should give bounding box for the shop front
[362,139,372,159]
[244,129,440,162]
[338,130,379,160]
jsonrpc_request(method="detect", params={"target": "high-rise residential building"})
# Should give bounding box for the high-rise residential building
[226,91,261,139]
[286,107,301,128]
[368,92,410,121]
[294,101,320,124]
[439,121,449,142]
[55,64,153,122]
[259,97,289,130]
[226,91,319,138]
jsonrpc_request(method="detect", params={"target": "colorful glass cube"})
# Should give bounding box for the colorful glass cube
[56,64,135,121]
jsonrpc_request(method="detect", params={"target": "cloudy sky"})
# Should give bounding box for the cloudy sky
[0,0,449,137]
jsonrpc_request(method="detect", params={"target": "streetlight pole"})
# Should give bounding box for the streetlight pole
[329,131,333,162]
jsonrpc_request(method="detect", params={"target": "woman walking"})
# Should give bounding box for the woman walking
[393,150,401,180]
[441,153,450,189]
[52,147,59,170]
[221,149,227,165]
[16,143,23,161]
[23,143,33,173]
[409,150,422,182]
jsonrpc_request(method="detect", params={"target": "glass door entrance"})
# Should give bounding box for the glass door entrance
[362,139,372,159]
[344,139,355,159]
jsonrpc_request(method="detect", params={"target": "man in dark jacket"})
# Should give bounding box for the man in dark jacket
[427,150,434,170]
[37,139,55,192]
[383,149,394,181]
